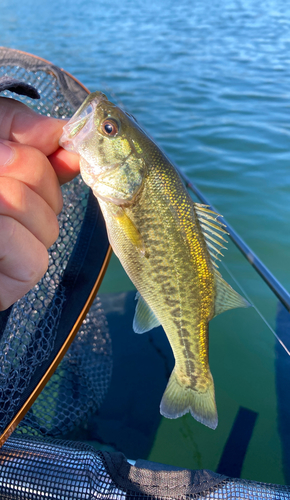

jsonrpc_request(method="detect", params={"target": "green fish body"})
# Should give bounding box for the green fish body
[60,91,248,429]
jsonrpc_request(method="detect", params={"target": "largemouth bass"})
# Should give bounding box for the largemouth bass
[60,91,248,429]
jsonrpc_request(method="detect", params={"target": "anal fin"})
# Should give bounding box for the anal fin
[133,292,161,334]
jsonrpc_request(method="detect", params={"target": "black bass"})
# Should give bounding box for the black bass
[60,91,248,429]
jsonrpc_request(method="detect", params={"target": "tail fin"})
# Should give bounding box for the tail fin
[160,369,218,429]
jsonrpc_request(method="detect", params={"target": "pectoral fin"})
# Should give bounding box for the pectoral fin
[114,207,146,257]
[133,292,161,333]
[214,270,250,317]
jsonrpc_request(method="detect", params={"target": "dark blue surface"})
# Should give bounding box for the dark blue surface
[217,406,258,477]
[87,291,174,459]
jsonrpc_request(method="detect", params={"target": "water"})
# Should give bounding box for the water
[1,0,290,485]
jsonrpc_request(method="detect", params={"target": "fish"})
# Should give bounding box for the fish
[60,91,249,429]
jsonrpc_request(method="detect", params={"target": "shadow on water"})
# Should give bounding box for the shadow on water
[276,302,290,484]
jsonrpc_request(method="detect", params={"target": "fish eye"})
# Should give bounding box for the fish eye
[101,119,119,137]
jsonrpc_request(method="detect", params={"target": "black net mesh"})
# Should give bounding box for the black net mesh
[17,295,111,437]
[0,66,72,117]
[0,48,112,440]
[0,436,289,500]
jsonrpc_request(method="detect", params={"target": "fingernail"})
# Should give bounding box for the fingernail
[0,141,14,166]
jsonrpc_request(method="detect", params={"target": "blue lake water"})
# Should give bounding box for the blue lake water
[1,0,290,485]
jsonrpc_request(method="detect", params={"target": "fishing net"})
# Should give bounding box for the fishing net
[0,47,289,500]
[0,47,112,441]
[0,435,289,500]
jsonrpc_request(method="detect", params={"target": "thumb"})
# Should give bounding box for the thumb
[0,96,65,156]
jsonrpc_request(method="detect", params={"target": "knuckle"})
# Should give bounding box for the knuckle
[0,177,26,213]
[0,140,62,216]
[22,146,47,182]
[0,215,48,281]
[0,215,17,253]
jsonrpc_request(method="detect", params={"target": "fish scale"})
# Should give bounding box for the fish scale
[60,90,249,429]
[98,150,215,417]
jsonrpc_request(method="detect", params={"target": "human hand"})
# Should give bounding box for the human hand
[0,97,80,310]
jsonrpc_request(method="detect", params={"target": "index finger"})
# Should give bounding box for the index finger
[48,148,80,185]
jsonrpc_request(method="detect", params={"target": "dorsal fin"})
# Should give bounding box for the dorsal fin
[194,203,228,268]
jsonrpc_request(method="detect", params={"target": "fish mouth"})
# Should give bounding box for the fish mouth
[59,92,106,153]
[59,103,96,153]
